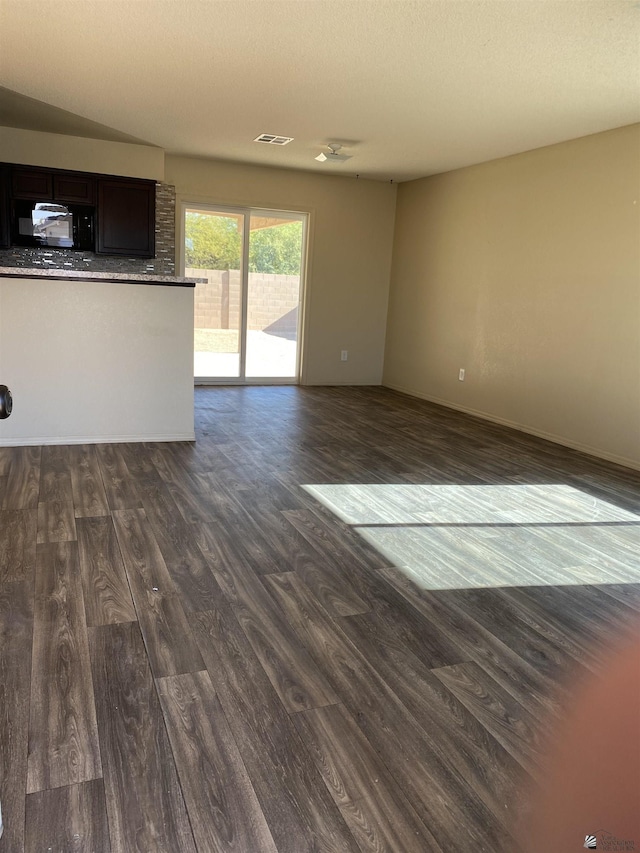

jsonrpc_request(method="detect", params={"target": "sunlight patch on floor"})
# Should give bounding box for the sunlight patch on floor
[302,483,640,590]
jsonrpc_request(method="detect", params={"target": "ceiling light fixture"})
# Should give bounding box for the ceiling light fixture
[315,143,352,163]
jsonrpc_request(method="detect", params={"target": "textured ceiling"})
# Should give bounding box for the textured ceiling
[1,0,638,181]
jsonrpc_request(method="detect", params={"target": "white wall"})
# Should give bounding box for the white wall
[384,124,640,469]
[166,155,397,385]
[0,126,165,181]
[0,277,194,445]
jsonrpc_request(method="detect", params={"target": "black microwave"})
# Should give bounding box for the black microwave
[11,198,95,251]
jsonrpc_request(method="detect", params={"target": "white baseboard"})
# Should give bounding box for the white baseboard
[383,382,640,473]
[0,432,196,447]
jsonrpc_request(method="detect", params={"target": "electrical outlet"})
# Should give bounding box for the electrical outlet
[341,350,348,361]
[459,368,465,381]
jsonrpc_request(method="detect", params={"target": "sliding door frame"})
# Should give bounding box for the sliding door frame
[179,200,309,386]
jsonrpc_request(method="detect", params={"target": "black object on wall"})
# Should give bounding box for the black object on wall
[0,385,12,419]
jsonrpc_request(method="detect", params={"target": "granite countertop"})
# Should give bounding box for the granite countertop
[0,267,206,287]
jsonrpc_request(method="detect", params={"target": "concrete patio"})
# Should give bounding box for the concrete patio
[194,328,298,379]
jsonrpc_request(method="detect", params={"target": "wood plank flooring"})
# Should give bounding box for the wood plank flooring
[1,385,639,851]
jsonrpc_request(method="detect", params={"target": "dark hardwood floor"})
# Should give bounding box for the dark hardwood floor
[1,385,639,852]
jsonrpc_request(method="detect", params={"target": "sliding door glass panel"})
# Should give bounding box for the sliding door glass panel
[185,208,244,380]
[245,213,304,378]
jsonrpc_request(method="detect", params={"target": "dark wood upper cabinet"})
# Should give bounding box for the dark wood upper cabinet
[10,168,95,204]
[12,168,53,200]
[97,178,155,258]
[1,164,157,258]
[53,173,95,204]
[0,164,10,248]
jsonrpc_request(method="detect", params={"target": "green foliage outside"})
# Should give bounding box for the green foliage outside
[185,213,241,270]
[248,221,302,274]
[185,213,302,275]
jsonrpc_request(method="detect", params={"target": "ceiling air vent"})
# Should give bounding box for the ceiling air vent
[254,134,294,145]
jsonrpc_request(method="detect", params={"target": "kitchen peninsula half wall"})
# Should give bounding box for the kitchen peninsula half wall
[0,268,202,446]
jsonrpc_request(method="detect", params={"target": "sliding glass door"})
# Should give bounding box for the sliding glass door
[186,208,244,379]
[184,204,306,383]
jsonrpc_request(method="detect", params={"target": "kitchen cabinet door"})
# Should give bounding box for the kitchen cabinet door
[53,173,96,204]
[97,179,155,258]
[0,164,10,248]
[11,168,53,200]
